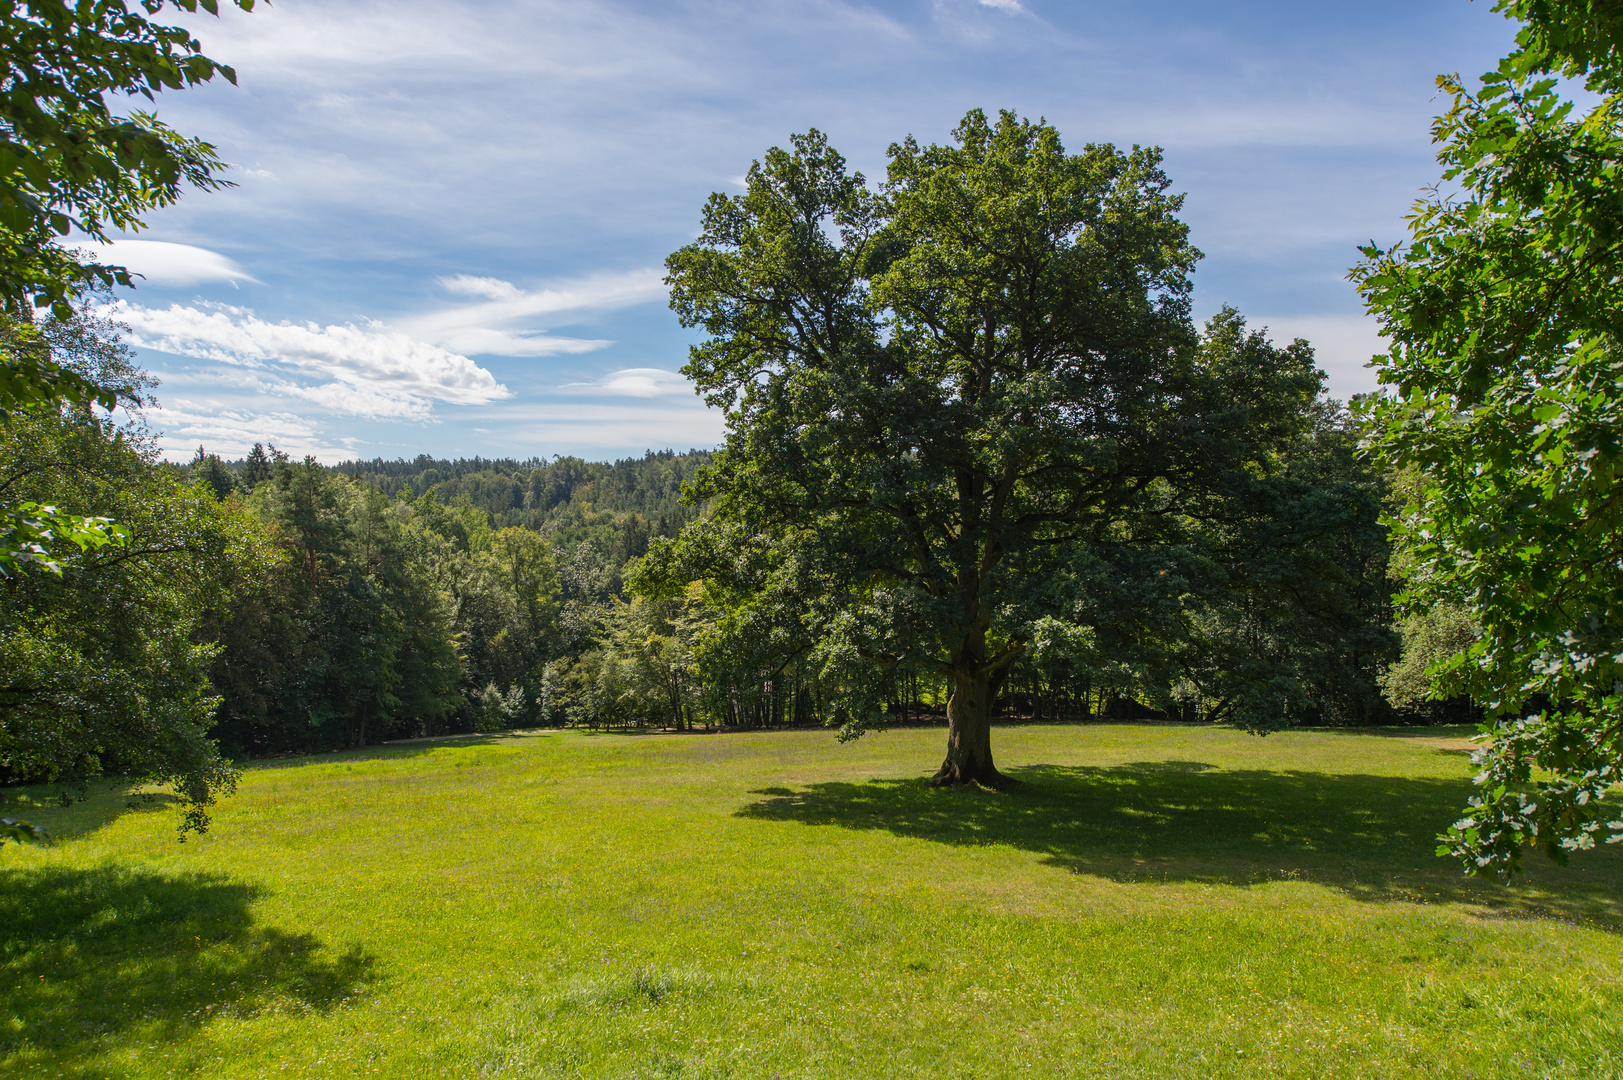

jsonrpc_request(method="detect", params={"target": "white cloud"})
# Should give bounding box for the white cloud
[1248,313,1388,400]
[151,361,444,421]
[428,267,666,323]
[120,0,1513,465]
[68,240,258,287]
[394,268,668,357]
[272,379,438,420]
[149,402,347,462]
[438,274,523,301]
[417,327,613,358]
[498,402,725,452]
[113,300,511,416]
[563,367,692,398]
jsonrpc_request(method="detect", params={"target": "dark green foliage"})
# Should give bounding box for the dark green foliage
[0,0,252,317]
[329,449,708,533]
[0,0,258,636]
[0,311,132,573]
[177,448,723,752]
[0,314,268,833]
[0,323,112,418]
[0,0,251,492]
[1492,0,1623,91]
[240,441,271,492]
[405,495,559,732]
[188,445,235,500]
[1164,390,1398,727]
[207,461,463,755]
[645,110,1388,783]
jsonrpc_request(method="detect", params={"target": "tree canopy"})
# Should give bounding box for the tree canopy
[0,1,252,575]
[1353,0,1623,873]
[647,111,1331,784]
[0,306,269,834]
[0,0,252,318]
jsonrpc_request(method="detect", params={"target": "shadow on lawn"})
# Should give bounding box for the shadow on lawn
[0,865,375,1073]
[249,733,515,768]
[738,762,1623,925]
[0,786,179,844]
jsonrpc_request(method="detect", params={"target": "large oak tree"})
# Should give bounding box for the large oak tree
[651,111,1320,784]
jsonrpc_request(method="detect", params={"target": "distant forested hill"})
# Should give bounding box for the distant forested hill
[155,445,723,754]
[205,448,714,576]
[341,451,712,582]
[330,450,709,527]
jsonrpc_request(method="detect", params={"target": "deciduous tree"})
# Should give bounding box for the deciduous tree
[0,1,254,570]
[649,111,1322,784]
[1352,0,1623,873]
[0,311,271,833]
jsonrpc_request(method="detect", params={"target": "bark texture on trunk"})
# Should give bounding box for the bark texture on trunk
[931,666,1007,787]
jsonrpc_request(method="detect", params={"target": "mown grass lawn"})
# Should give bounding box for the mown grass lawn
[1,723,1619,1079]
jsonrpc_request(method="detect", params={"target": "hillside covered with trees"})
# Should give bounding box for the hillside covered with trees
[2,297,1461,812]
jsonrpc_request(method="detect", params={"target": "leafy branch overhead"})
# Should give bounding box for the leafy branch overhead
[0,0,253,315]
[0,2,252,579]
[1353,0,1623,874]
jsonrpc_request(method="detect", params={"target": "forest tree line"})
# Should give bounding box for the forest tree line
[0,0,1490,841]
[0,305,1471,823]
[1,0,1613,872]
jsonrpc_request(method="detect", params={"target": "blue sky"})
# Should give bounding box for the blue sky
[91,0,1520,463]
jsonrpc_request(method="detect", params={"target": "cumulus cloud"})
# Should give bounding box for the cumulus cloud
[68,240,259,287]
[398,268,667,357]
[113,300,511,419]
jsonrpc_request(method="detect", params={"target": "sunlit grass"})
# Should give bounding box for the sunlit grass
[1,723,1619,1078]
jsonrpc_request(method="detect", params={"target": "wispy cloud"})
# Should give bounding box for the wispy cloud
[69,240,258,287]
[120,0,1514,463]
[437,274,523,301]
[147,401,345,461]
[496,402,725,453]
[113,300,511,417]
[561,367,692,399]
[397,269,667,357]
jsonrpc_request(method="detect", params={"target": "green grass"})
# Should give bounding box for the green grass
[1,723,1620,1078]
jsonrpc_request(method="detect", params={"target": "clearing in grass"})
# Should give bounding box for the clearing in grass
[0,723,1618,1078]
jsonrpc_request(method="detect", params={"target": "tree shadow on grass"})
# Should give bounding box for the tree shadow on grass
[738,762,1623,927]
[249,734,514,769]
[0,865,376,1076]
[0,785,178,844]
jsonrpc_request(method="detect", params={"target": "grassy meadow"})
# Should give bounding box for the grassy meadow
[1,722,1619,1078]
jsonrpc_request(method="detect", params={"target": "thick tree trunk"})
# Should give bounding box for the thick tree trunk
[932,665,1007,787]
